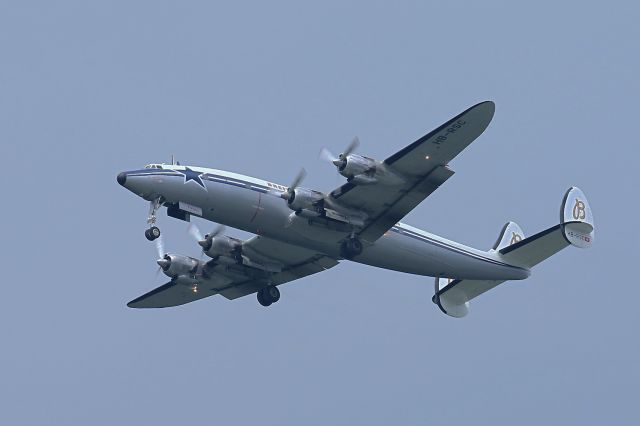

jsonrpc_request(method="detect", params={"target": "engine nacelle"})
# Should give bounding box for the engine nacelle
[202,235,241,259]
[287,188,324,212]
[157,254,199,278]
[339,154,376,178]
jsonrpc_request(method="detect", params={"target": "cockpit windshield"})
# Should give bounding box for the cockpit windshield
[144,164,164,169]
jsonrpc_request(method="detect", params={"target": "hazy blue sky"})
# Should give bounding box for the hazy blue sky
[1,1,638,425]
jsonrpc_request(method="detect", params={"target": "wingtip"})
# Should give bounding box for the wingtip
[479,100,496,113]
[463,100,495,120]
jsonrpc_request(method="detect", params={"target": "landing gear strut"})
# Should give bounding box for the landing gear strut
[340,236,363,259]
[257,286,280,307]
[145,198,163,241]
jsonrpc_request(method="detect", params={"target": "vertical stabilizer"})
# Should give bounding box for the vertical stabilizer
[561,187,594,248]
[492,221,525,251]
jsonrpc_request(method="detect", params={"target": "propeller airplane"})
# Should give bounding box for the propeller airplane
[117,101,594,317]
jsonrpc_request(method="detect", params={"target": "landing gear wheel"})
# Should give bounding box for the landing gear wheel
[257,290,271,307]
[257,286,280,307]
[145,226,161,241]
[340,237,363,259]
[265,286,280,303]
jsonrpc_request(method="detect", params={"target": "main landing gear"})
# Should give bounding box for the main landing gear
[145,198,163,241]
[257,286,280,307]
[340,236,363,259]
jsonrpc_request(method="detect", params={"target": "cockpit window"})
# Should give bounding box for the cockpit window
[144,164,164,169]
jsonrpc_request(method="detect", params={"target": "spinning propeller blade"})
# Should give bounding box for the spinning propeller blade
[155,234,165,259]
[153,234,166,277]
[320,136,360,168]
[319,147,338,163]
[281,168,306,201]
[343,136,360,158]
[197,224,226,251]
[289,168,306,190]
[188,223,204,242]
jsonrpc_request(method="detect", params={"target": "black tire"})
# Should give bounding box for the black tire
[144,229,154,241]
[265,286,280,303]
[257,289,271,307]
[349,238,363,255]
[340,238,363,259]
[149,226,161,239]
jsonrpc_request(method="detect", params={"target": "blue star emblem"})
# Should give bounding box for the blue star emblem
[176,167,207,190]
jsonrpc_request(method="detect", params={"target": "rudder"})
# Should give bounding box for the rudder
[561,187,594,248]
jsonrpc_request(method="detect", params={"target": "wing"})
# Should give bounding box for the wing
[127,236,339,308]
[330,101,495,242]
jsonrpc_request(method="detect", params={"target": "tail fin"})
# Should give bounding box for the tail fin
[499,187,593,268]
[433,187,594,317]
[491,221,525,251]
[560,186,594,248]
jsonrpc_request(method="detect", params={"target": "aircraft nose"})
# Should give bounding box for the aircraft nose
[117,172,127,186]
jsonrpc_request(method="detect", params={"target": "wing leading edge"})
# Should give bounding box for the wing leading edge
[330,101,495,242]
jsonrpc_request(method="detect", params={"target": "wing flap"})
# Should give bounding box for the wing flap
[218,254,338,300]
[359,165,454,241]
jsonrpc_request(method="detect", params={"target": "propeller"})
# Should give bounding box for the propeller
[187,222,204,242]
[156,255,170,271]
[155,234,165,259]
[196,224,226,252]
[154,234,167,276]
[280,168,307,202]
[320,137,360,170]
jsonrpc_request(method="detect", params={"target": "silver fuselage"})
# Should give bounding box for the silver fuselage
[119,165,529,281]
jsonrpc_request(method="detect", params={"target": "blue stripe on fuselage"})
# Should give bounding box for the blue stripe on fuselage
[124,169,276,194]
[125,169,524,272]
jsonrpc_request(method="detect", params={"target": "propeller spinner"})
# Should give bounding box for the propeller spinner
[320,136,360,171]
[280,168,307,203]
[192,223,226,252]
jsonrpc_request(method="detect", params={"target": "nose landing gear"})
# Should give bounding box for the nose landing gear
[145,198,163,241]
[145,226,161,241]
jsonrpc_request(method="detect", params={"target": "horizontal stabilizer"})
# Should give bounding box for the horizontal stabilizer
[433,186,594,318]
[499,224,570,268]
[433,277,503,318]
[500,187,593,268]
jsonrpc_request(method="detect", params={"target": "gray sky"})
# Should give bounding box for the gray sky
[1,1,638,425]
